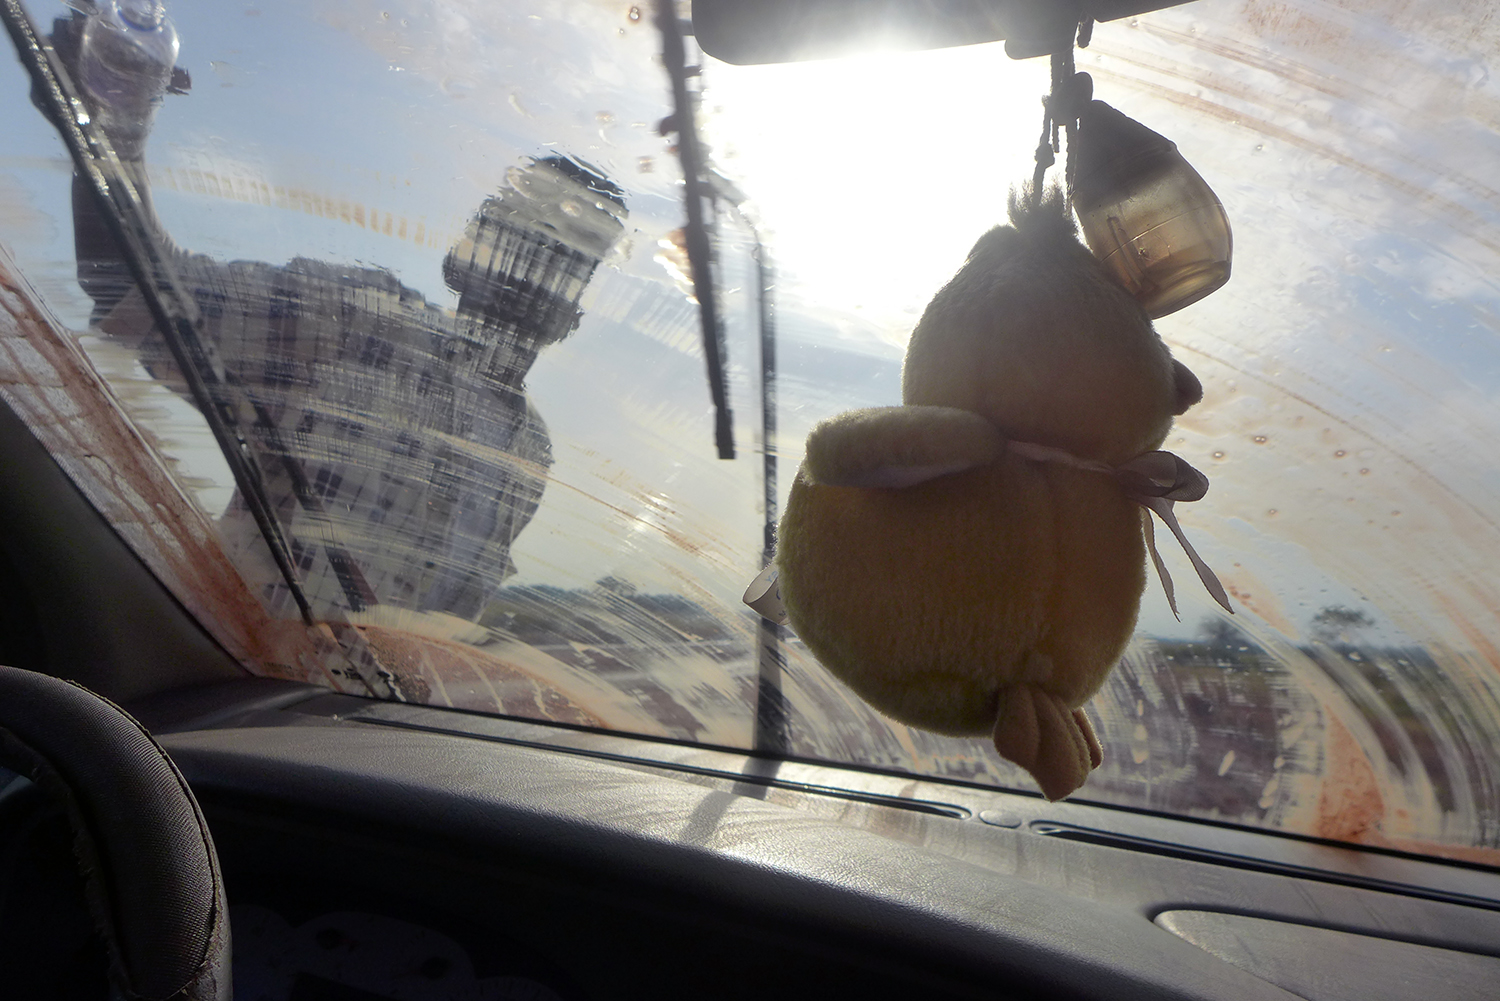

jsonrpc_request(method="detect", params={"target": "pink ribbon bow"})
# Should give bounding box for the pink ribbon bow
[1006,441,1233,619]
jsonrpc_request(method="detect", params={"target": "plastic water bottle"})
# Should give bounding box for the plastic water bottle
[77,0,179,152]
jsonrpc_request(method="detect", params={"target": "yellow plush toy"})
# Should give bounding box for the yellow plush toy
[751,190,1229,800]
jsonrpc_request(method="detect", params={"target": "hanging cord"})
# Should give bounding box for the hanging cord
[1030,18,1094,209]
[1028,69,1057,202]
[1064,19,1093,204]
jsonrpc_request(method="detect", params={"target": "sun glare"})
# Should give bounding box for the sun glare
[701,43,1050,341]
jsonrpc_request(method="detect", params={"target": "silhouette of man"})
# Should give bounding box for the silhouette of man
[51,9,626,622]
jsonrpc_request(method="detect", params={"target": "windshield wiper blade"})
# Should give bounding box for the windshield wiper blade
[656,0,735,460]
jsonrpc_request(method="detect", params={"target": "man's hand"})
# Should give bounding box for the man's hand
[33,6,187,161]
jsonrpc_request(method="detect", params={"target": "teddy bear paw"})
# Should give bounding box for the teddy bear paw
[991,684,1104,801]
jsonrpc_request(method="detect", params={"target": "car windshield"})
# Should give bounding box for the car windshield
[2,0,1497,865]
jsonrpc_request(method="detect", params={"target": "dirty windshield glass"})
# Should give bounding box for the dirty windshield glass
[1,0,1497,865]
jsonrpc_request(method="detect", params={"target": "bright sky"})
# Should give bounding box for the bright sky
[699,44,1049,341]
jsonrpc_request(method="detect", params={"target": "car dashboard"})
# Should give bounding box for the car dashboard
[99,678,1500,1001]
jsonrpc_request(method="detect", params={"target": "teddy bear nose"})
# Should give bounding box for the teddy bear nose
[1172,359,1203,415]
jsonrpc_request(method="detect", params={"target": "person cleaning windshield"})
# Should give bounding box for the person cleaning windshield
[45,2,627,625]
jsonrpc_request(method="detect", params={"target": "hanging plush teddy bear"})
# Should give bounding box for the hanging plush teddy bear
[748,188,1228,800]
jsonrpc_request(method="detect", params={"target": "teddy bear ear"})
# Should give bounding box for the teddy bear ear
[963,224,1020,263]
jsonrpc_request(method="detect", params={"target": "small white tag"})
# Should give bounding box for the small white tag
[742,564,789,624]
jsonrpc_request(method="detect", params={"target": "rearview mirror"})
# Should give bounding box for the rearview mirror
[691,0,1196,64]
